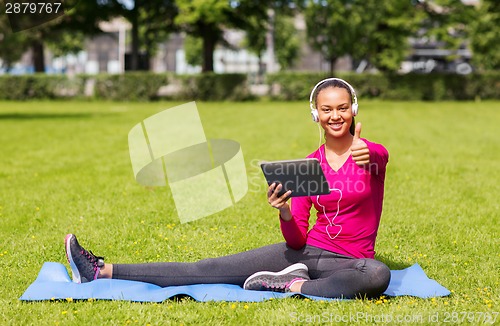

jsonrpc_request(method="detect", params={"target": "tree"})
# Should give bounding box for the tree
[118,0,178,71]
[141,1,178,62]
[305,0,370,74]
[175,1,301,73]
[243,15,267,74]
[362,1,421,72]
[175,0,238,72]
[274,16,300,70]
[469,0,499,70]
[15,0,119,72]
[305,0,424,74]
[245,14,300,72]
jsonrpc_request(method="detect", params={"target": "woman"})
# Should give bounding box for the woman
[65,78,391,299]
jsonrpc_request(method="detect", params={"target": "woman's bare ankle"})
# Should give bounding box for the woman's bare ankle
[98,263,113,279]
[289,279,305,293]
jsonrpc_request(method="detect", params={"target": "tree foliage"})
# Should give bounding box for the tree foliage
[362,1,420,72]
[0,15,31,69]
[305,0,480,73]
[242,15,267,64]
[469,0,500,70]
[244,13,300,71]
[415,0,477,50]
[184,35,203,67]
[408,0,479,73]
[305,0,421,73]
[305,0,370,74]
[274,16,301,70]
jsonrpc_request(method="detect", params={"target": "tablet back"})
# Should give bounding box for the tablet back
[260,158,330,197]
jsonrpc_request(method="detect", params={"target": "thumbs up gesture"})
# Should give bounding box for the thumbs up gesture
[351,122,370,166]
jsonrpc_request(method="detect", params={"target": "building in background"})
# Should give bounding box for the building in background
[0,13,353,77]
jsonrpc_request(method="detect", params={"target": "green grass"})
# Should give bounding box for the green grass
[0,100,499,325]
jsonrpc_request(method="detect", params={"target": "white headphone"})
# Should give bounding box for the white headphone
[309,78,359,122]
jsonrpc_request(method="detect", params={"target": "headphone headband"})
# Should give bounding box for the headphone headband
[309,78,358,121]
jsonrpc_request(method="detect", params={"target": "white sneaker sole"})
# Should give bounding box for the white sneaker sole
[65,234,82,283]
[243,263,308,289]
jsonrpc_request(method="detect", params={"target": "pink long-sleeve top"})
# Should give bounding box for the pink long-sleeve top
[280,139,389,259]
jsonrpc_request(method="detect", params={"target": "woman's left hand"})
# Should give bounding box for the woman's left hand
[351,122,370,166]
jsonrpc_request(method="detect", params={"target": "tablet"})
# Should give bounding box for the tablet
[260,158,331,197]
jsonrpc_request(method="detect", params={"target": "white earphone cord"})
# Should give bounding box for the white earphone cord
[317,131,342,240]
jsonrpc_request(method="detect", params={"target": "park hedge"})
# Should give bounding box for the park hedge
[0,72,251,101]
[173,73,254,101]
[94,72,169,101]
[0,71,498,101]
[267,72,500,101]
[0,74,87,100]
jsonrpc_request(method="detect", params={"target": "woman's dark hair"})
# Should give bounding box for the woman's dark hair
[314,79,355,136]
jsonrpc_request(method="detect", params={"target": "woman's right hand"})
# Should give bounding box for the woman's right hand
[267,183,292,210]
[268,183,293,222]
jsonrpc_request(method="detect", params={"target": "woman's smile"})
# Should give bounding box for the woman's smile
[328,121,344,131]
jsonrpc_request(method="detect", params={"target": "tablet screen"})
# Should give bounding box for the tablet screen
[260,158,330,197]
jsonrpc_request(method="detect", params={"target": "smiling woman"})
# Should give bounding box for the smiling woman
[63,78,391,300]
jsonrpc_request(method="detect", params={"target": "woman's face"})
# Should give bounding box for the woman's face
[316,87,353,139]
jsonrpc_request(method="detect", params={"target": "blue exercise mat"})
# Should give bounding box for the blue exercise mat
[20,262,450,302]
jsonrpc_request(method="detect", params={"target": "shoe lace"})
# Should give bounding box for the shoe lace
[81,249,105,272]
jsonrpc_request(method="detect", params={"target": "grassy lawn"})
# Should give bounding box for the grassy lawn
[0,100,498,325]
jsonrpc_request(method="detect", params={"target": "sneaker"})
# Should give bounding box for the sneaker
[64,234,104,283]
[243,263,310,292]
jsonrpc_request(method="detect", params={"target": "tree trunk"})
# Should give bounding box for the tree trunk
[201,26,216,73]
[266,8,276,73]
[144,46,151,72]
[32,40,45,73]
[257,54,264,84]
[329,57,337,75]
[130,4,139,71]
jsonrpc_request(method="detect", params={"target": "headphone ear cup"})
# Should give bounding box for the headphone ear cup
[352,103,358,116]
[311,109,319,122]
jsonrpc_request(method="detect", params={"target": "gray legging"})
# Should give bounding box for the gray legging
[112,243,390,299]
